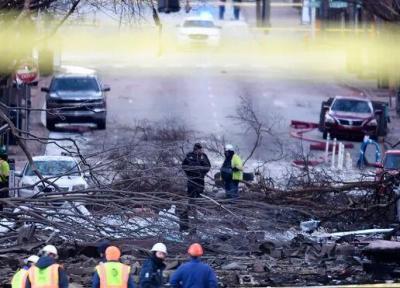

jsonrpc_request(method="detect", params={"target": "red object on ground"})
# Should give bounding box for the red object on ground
[290,120,354,149]
[290,120,354,168]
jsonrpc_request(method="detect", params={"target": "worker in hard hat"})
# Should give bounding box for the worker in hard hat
[220,144,243,199]
[139,243,167,288]
[11,255,38,288]
[25,245,69,288]
[170,243,217,288]
[93,246,135,288]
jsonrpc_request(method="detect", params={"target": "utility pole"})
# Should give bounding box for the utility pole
[259,0,270,27]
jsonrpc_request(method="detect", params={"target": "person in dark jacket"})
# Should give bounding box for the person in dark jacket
[97,239,111,264]
[170,243,217,288]
[92,246,135,288]
[182,143,211,199]
[181,143,211,232]
[139,243,167,288]
[25,245,69,288]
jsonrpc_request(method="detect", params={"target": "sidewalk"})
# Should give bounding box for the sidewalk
[8,79,49,171]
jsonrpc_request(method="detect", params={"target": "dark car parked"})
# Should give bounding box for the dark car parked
[319,96,389,140]
[42,74,109,130]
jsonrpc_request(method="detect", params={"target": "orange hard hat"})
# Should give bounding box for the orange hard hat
[188,243,203,257]
[105,246,121,261]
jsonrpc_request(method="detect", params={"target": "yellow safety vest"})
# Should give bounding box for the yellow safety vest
[0,159,9,183]
[11,269,28,288]
[231,154,243,181]
[27,264,59,288]
[96,262,131,288]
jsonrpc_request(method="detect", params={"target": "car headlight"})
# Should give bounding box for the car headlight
[72,184,86,191]
[325,114,335,124]
[366,119,377,126]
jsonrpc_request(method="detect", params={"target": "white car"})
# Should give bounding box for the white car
[177,16,221,47]
[16,155,89,198]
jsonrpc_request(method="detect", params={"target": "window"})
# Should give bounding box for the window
[51,77,100,92]
[384,154,400,170]
[332,99,372,113]
[25,160,81,176]
[183,20,215,28]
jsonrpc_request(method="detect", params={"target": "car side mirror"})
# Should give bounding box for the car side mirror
[102,85,110,92]
[41,87,49,93]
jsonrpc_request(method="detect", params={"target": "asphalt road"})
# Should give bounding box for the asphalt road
[49,7,379,165]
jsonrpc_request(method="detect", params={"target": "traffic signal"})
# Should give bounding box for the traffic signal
[158,0,180,13]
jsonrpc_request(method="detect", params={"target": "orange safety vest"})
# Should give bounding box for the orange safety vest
[96,262,131,288]
[27,264,60,288]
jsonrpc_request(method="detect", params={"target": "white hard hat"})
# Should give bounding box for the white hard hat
[150,243,167,254]
[25,255,39,264]
[224,144,234,151]
[41,245,58,256]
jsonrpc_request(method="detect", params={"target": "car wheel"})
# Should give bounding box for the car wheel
[46,119,56,131]
[97,118,106,130]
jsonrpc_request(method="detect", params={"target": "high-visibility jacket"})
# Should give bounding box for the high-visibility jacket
[0,159,9,183]
[11,269,28,288]
[231,154,243,181]
[27,264,60,288]
[95,262,131,288]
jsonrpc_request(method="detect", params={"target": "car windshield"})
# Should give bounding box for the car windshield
[51,77,99,92]
[25,160,81,176]
[384,154,400,170]
[331,99,371,113]
[183,20,215,28]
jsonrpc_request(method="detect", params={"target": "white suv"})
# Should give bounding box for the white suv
[16,155,89,198]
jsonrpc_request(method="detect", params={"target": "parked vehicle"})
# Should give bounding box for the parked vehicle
[375,150,400,221]
[319,96,389,140]
[42,74,109,130]
[376,150,400,189]
[16,155,89,198]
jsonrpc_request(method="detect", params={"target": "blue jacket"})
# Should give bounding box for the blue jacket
[25,256,69,288]
[139,256,166,288]
[170,258,217,288]
[92,261,135,288]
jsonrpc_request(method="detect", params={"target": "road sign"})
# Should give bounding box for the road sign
[15,62,38,84]
[329,0,347,9]
[310,0,321,8]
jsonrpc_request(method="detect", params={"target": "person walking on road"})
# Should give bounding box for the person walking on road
[220,144,243,199]
[181,143,211,232]
[139,243,167,288]
[0,147,9,211]
[92,246,135,288]
[170,243,218,288]
[25,245,69,288]
[11,255,39,288]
